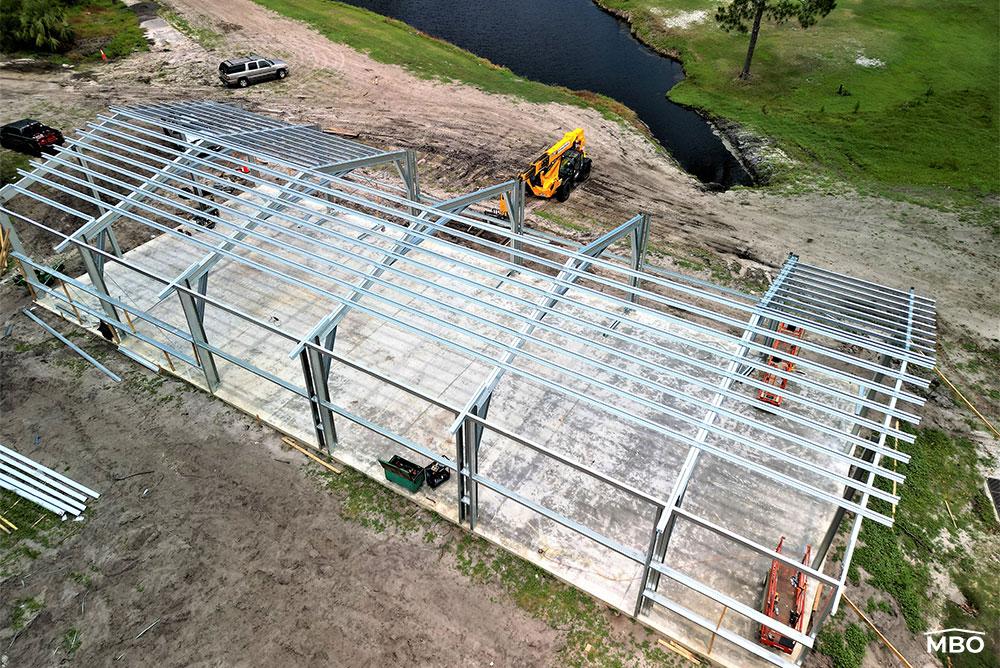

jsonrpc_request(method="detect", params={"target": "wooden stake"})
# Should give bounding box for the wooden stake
[61,282,84,325]
[122,309,137,333]
[281,436,342,475]
[15,259,36,299]
[0,513,17,531]
[706,606,728,655]
[122,309,174,371]
[0,224,9,271]
[161,349,176,372]
[944,498,958,529]
[843,593,914,668]
[657,638,699,664]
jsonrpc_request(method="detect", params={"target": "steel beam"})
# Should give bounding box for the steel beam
[639,257,796,613]
[54,141,206,253]
[93,112,933,393]
[156,170,308,299]
[451,214,649,433]
[292,180,523,353]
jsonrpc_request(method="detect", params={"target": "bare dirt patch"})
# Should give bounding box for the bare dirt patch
[0,291,564,667]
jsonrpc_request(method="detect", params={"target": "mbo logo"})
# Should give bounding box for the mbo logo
[924,628,986,655]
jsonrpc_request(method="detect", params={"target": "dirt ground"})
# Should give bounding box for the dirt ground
[0,291,567,667]
[1,0,997,666]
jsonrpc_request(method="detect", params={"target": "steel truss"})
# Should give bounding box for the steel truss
[1,101,937,668]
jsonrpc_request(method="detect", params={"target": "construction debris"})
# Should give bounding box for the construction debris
[281,436,342,475]
[0,442,100,519]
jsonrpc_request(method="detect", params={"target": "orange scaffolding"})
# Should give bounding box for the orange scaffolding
[760,537,812,654]
[757,323,805,407]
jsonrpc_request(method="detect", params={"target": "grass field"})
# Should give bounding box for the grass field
[249,0,644,132]
[595,0,999,205]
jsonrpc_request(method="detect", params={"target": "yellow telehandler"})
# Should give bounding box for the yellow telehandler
[498,128,591,215]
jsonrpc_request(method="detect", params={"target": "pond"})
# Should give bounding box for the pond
[339,0,752,188]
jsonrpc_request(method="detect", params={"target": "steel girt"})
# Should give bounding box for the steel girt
[7,155,916,472]
[450,213,648,433]
[25,146,908,462]
[828,289,918,618]
[1,106,936,668]
[5,198,928,668]
[87,113,933,400]
[21,308,121,382]
[295,179,523,348]
[640,259,794,614]
[6,182,914,521]
[14,253,200,367]
[101,108,935,379]
[11,159,915,478]
[7,203,902,526]
[65,123,921,420]
[642,589,797,668]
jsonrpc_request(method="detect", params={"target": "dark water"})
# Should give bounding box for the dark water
[339,0,751,187]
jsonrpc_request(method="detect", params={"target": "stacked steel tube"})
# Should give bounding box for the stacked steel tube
[0,443,100,519]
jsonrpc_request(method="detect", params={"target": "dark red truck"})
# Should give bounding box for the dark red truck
[1,119,65,157]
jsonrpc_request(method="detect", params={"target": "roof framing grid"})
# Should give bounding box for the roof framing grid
[0,101,938,668]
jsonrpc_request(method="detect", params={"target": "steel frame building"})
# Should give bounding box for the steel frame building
[1,101,936,667]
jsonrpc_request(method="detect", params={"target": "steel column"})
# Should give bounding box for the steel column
[77,230,122,328]
[176,275,220,391]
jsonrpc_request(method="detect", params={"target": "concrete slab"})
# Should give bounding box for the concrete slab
[37,182,863,668]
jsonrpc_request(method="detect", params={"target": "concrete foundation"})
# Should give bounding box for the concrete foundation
[36,183,859,668]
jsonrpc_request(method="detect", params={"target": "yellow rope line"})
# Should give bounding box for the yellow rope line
[935,368,1000,440]
[843,593,914,668]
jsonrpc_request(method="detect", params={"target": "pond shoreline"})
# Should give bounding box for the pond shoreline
[337,0,752,187]
[591,0,765,184]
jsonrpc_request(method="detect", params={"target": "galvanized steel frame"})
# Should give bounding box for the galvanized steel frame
[0,101,937,667]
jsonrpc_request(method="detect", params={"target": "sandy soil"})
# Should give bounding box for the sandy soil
[0,290,566,667]
[1,0,997,665]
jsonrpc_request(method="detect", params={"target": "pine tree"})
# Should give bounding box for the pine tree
[715,0,836,80]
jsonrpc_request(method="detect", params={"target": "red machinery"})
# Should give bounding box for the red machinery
[757,323,805,407]
[760,537,812,654]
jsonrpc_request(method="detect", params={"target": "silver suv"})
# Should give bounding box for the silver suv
[218,55,288,88]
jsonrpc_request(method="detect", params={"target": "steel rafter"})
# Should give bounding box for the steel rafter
[1,101,939,668]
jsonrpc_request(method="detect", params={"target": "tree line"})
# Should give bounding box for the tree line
[0,0,77,53]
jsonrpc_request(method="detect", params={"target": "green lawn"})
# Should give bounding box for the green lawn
[249,0,644,131]
[596,0,999,204]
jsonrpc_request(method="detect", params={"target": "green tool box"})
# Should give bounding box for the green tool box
[379,455,425,493]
